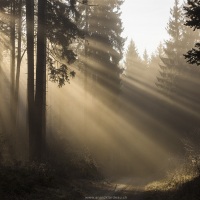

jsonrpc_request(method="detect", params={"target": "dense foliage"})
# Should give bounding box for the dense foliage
[184,0,200,66]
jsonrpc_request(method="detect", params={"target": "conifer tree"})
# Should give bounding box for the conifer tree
[124,39,141,77]
[143,49,149,67]
[30,0,83,161]
[184,0,200,65]
[148,43,164,87]
[156,0,184,96]
[80,0,125,94]
[149,43,164,68]
[156,0,200,97]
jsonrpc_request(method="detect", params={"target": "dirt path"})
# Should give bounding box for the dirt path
[82,179,146,200]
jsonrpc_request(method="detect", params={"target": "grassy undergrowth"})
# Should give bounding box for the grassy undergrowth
[0,134,103,200]
[138,175,200,200]
[1,131,200,200]
[0,160,102,200]
[142,158,200,200]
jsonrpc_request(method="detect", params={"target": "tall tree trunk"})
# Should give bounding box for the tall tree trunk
[0,44,2,96]
[10,0,16,125]
[15,0,22,120]
[84,3,89,133]
[0,48,3,134]
[35,0,47,161]
[9,0,16,158]
[10,0,15,96]
[26,0,35,161]
[12,0,22,159]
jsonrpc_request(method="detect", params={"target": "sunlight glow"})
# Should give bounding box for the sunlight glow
[121,0,184,56]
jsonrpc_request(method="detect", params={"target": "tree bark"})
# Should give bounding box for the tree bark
[26,0,35,161]
[15,0,22,119]
[9,0,17,158]
[10,0,15,96]
[35,0,47,161]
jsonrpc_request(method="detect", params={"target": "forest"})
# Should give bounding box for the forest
[0,0,200,199]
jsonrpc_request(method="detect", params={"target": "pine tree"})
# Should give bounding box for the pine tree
[149,43,164,68]
[26,0,35,161]
[148,43,164,87]
[143,49,149,67]
[156,0,200,111]
[81,0,125,94]
[0,0,84,161]
[25,0,84,161]
[184,0,200,65]
[15,0,23,117]
[148,1,200,130]
[30,0,83,161]
[74,0,125,169]
[124,39,141,77]
[156,0,184,96]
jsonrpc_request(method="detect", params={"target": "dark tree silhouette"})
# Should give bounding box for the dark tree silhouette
[15,0,23,119]
[10,0,16,97]
[27,0,83,161]
[184,0,200,65]
[26,0,35,161]
[83,0,125,94]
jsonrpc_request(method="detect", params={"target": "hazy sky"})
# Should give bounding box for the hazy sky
[121,0,184,57]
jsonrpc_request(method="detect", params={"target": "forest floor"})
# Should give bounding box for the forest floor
[1,174,200,200]
[80,174,200,200]
[0,162,200,200]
